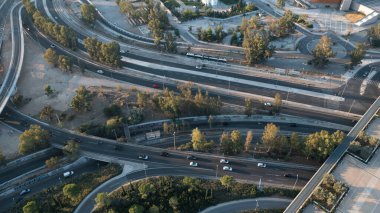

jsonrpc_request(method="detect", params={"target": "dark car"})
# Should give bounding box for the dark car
[160,152,169,157]
[289,123,297,127]
[187,155,197,160]
[284,173,292,178]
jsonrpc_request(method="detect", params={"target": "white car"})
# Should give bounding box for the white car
[63,171,74,178]
[257,163,267,168]
[120,50,126,54]
[264,102,272,107]
[138,155,149,160]
[195,65,203,69]
[223,166,232,171]
[189,162,198,167]
[19,189,31,196]
[220,159,229,164]
[96,70,104,74]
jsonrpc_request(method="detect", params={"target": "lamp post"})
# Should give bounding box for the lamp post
[173,131,176,149]
[293,174,299,189]
[216,164,219,179]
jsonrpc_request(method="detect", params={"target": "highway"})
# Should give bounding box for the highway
[0,158,104,212]
[0,1,24,114]
[27,0,375,118]
[284,96,380,212]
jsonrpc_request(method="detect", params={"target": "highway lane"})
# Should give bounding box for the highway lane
[0,149,62,184]
[0,2,23,113]
[0,159,103,213]
[201,198,291,213]
[285,96,380,212]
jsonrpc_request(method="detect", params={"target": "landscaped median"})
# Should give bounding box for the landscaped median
[14,164,122,213]
[348,130,379,163]
[92,175,299,213]
[310,174,348,212]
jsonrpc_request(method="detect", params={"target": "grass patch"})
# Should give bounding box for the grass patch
[182,0,204,7]
[345,12,365,23]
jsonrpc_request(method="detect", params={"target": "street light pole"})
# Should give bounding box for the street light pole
[173,131,176,149]
[216,164,218,179]
[293,174,299,189]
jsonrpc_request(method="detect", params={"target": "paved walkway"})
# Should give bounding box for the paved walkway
[200,197,291,213]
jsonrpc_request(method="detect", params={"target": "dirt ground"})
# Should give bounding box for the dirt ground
[0,122,21,159]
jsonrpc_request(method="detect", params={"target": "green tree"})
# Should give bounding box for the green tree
[127,107,144,125]
[70,85,92,112]
[39,105,54,121]
[248,16,260,29]
[164,32,177,53]
[245,130,253,152]
[220,175,235,191]
[288,132,300,156]
[43,48,58,66]
[276,0,285,8]
[304,130,345,160]
[244,98,253,117]
[273,92,282,113]
[129,204,144,213]
[261,123,279,152]
[243,30,274,65]
[58,55,72,72]
[310,35,335,68]
[148,205,160,213]
[208,115,213,128]
[19,125,50,155]
[220,132,233,155]
[23,200,39,213]
[169,196,179,212]
[81,4,97,24]
[63,140,80,159]
[45,156,59,168]
[191,128,207,151]
[44,85,53,96]
[230,130,243,154]
[349,43,365,68]
[95,192,111,208]
[368,22,380,47]
[63,183,80,202]
[138,183,155,199]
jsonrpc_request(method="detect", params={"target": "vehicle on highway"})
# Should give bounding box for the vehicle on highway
[97,70,104,74]
[160,152,169,157]
[284,173,291,178]
[289,123,297,127]
[138,155,149,160]
[63,171,74,178]
[187,155,197,160]
[264,102,272,107]
[152,84,160,89]
[189,162,198,167]
[19,189,30,196]
[257,163,266,168]
[223,166,232,171]
[120,50,126,54]
[50,44,55,48]
[195,65,203,69]
[220,159,229,164]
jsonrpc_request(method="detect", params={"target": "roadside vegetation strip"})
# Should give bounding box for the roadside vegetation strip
[13,163,122,213]
[348,130,380,163]
[92,175,299,213]
[310,174,348,212]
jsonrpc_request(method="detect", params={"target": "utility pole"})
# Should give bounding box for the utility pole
[143,163,147,178]
[258,178,262,190]
[348,99,356,115]
[293,174,299,189]
[173,131,176,149]
[216,164,218,179]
